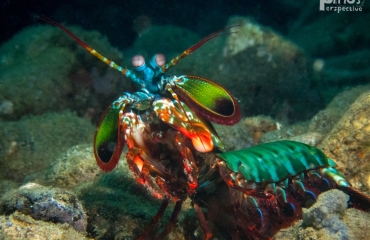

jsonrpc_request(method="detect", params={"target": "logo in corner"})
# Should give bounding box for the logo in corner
[320,0,365,12]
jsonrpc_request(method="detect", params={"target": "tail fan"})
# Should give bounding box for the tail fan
[340,186,370,211]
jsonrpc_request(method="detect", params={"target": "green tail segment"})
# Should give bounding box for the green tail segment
[217,140,350,186]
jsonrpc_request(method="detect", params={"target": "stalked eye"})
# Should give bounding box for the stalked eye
[154,53,165,67]
[131,55,145,69]
[149,53,165,68]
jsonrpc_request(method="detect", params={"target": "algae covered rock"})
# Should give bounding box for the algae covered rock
[343,208,370,240]
[0,211,91,240]
[243,115,281,145]
[0,111,95,182]
[302,189,351,238]
[318,90,370,194]
[260,85,370,146]
[308,85,370,135]
[275,189,370,240]
[25,144,102,189]
[0,183,87,232]
[0,24,134,121]
[213,120,254,150]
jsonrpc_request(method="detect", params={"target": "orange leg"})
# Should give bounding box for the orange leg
[138,199,169,240]
[194,203,212,240]
[155,200,183,240]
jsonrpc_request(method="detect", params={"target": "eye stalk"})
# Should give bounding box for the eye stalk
[152,53,165,67]
[131,54,152,81]
[131,55,145,68]
[130,53,166,93]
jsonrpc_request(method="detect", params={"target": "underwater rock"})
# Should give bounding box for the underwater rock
[302,189,351,238]
[213,120,254,150]
[160,16,324,122]
[261,85,370,146]
[0,182,87,232]
[0,24,134,121]
[288,132,324,146]
[343,208,370,240]
[243,115,281,145]
[0,111,95,182]
[260,121,310,143]
[309,85,370,134]
[25,144,102,189]
[0,211,90,240]
[319,90,370,194]
[275,189,370,240]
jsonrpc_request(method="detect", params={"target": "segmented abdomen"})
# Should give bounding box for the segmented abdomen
[217,140,337,183]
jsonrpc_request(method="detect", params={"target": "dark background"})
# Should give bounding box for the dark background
[1,0,301,50]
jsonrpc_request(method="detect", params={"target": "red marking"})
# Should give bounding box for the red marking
[137,179,145,185]
[248,224,257,231]
[183,161,192,173]
[188,181,198,190]
[266,193,276,200]
[134,156,144,172]
[153,193,163,199]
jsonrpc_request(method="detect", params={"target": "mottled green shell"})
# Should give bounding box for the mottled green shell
[217,140,336,183]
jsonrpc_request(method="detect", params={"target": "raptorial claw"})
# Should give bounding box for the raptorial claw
[94,104,126,172]
[169,75,241,125]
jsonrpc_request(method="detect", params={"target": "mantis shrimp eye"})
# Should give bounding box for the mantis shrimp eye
[154,53,165,67]
[131,55,145,68]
